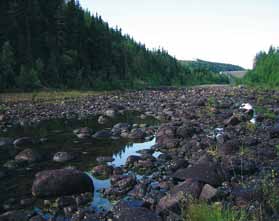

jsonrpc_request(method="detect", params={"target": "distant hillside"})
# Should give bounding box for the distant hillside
[180,59,245,73]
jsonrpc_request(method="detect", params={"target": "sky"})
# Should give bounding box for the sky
[79,0,279,69]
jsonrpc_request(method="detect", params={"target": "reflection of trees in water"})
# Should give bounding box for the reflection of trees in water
[113,142,134,158]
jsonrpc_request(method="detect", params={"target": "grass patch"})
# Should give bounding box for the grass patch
[255,106,276,120]
[0,90,108,103]
[183,202,248,221]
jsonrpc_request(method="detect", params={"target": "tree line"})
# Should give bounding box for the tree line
[0,0,229,91]
[242,46,279,87]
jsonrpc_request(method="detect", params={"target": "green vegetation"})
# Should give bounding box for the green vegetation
[180,59,245,73]
[255,106,276,120]
[241,46,279,87]
[183,202,248,221]
[0,0,229,91]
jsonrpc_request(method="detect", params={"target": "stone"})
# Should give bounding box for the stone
[15,148,41,162]
[128,128,145,139]
[92,130,112,138]
[53,152,75,163]
[156,179,202,214]
[92,165,113,179]
[32,169,93,197]
[172,163,225,187]
[96,156,114,163]
[98,115,109,124]
[105,109,116,118]
[224,115,241,126]
[13,137,34,146]
[199,184,218,200]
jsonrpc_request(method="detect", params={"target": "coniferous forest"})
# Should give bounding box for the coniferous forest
[242,46,279,87]
[0,0,230,91]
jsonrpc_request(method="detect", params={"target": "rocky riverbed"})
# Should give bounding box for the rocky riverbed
[0,86,279,221]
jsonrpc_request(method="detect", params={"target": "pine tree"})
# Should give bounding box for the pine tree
[0,41,16,90]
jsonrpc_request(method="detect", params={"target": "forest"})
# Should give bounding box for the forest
[0,0,230,91]
[242,46,279,87]
[180,59,245,73]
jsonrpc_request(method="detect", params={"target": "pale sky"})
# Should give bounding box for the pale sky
[79,0,279,69]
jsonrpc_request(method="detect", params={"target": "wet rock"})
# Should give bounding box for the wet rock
[128,128,145,139]
[98,115,109,124]
[105,174,136,200]
[172,162,225,187]
[92,165,113,179]
[125,155,142,167]
[156,179,203,214]
[0,137,13,147]
[15,148,41,162]
[74,127,92,139]
[0,210,30,221]
[96,156,114,163]
[53,152,75,163]
[92,130,112,138]
[199,184,218,201]
[13,137,34,146]
[32,169,93,197]
[105,109,116,118]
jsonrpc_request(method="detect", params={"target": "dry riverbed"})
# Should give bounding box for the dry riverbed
[0,86,279,221]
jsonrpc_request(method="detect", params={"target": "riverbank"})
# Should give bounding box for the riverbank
[0,86,279,221]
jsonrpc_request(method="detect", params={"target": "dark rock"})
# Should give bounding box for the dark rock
[32,169,93,197]
[98,115,109,124]
[105,109,116,118]
[176,124,198,138]
[96,156,114,163]
[92,165,113,179]
[218,139,240,155]
[13,137,34,146]
[15,148,41,162]
[92,130,112,138]
[113,202,161,221]
[156,179,202,214]
[172,162,225,187]
[3,159,28,169]
[128,128,145,139]
[224,115,241,126]
[199,184,218,200]
[0,210,30,221]
[125,155,141,167]
[0,137,13,147]
[53,152,75,163]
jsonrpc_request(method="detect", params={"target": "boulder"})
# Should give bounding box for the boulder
[92,165,113,179]
[105,109,116,118]
[156,179,202,214]
[15,148,41,162]
[224,115,241,126]
[13,137,34,146]
[199,184,218,200]
[32,169,93,197]
[172,163,225,187]
[92,130,112,138]
[53,152,75,163]
[98,115,109,124]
